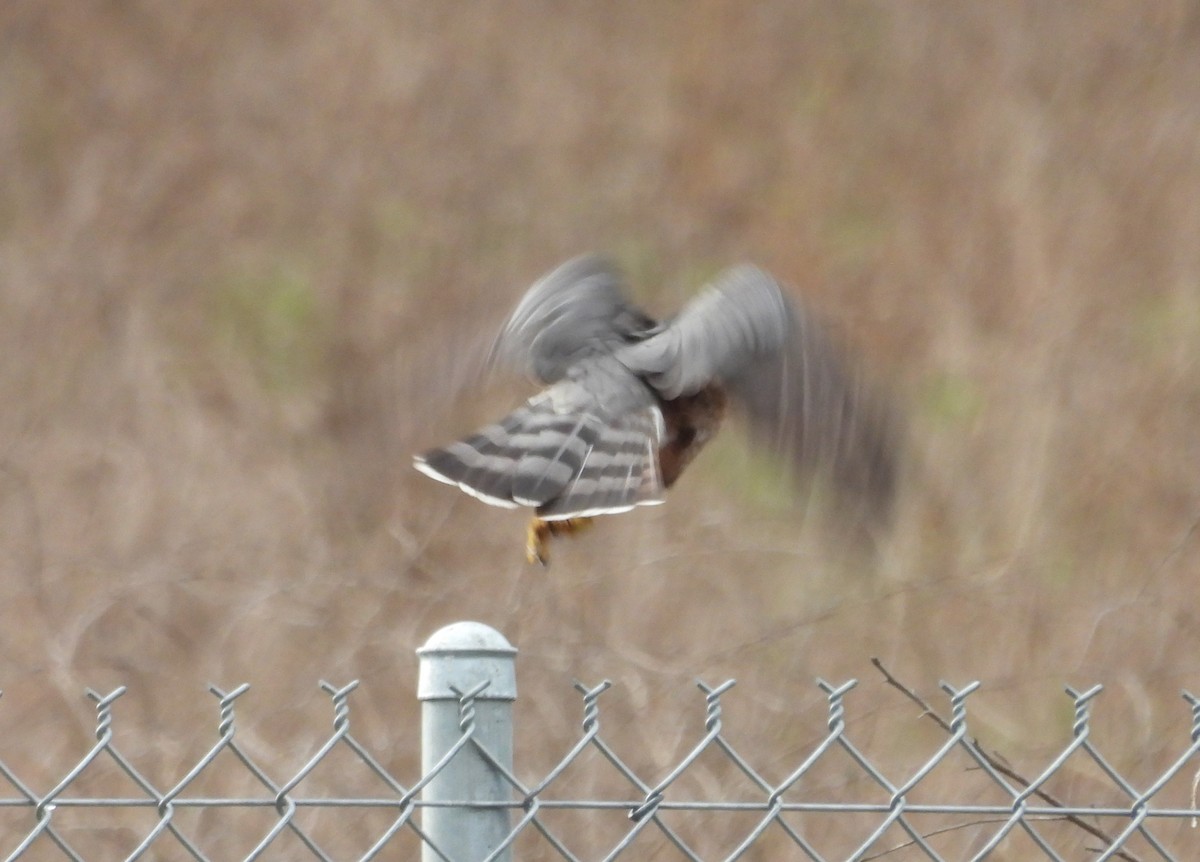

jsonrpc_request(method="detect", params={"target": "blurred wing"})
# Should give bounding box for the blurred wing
[491,254,655,384]
[724,293,900,521]
[617,264,790,398]
[621,264,898,519]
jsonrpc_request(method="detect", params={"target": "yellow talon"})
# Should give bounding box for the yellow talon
[525,517,593,566]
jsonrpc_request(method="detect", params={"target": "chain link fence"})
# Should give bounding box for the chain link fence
[2,621,1199,861]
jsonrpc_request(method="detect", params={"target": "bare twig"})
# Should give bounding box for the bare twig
[1145,509,1200,593]
[871,657,1143,862]
[861,816,1071,861]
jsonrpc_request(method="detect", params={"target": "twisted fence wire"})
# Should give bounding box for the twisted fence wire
[1,676,1199,861]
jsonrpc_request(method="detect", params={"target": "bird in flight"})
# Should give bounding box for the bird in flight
[414,255,898,565]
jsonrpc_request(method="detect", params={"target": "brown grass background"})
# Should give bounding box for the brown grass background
[2,2,1200,858]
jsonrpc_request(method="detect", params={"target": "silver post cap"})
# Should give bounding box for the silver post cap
[417,621,517,701]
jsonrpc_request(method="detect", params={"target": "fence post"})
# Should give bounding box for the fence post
[417,621,517,862]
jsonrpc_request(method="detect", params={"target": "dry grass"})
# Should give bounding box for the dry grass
[2,1,1200,858]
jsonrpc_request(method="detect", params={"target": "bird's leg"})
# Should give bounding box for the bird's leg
[525,517,593,566]
[525,519,551,566]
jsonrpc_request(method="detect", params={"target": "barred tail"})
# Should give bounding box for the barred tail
[414,396,666,520]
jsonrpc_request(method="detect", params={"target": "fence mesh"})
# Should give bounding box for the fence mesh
[1,672,1198,861]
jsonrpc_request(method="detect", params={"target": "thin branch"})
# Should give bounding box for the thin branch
[862,816,1075,861]
[871,658,1143,862]
[1145,509,1200,593]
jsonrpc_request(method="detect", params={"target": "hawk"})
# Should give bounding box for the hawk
[414,255,897,564]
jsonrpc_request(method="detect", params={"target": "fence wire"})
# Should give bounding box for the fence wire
[1,676,1199,861]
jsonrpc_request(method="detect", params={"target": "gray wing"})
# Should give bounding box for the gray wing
[616,264,790,398]
[726,294,898,519]
[490,254,655,384]
[620,264,899,518]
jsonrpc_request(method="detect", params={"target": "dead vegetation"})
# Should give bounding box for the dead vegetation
[2,2,1199,857]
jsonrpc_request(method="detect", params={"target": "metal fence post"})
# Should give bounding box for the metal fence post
[417,621,517,862]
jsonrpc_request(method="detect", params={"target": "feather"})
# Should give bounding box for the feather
[415,380,666,521]
[490,255,655,384]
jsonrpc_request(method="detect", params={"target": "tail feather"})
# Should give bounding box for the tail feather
[511,412,603,506]
[537,414,663,518]
[414,399,665,519]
